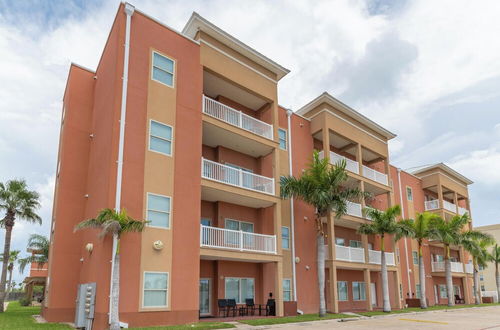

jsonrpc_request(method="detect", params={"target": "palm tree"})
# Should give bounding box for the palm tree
[281,151,367,317]
[18,234,50,274]
[358,205,407,312]
[75,208,147,330]
[490,244,500,303]
[461,232,494,304]
[428,214,470,306]
[0,250,20,301]
[0,179,41,312]
[399,212,440,309]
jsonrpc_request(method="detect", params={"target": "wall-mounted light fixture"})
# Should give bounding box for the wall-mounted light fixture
[85,243,93,254]
[153,240,164,250]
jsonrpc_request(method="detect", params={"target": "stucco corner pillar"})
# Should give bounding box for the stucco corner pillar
[321,126,330,157]
[274,203,282,254]
[437,183,444,209]
[453,192,459,214]
[394,270,402,309]
[356,143,363,174]
[362,234,369,264]
[462,276,471,304]
[275,260,284,317]
[327,262,339,313]
[364,269,372,311]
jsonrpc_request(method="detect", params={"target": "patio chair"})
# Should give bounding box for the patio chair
[265,299,276,316]
[455,295,465,304]
[217,299,228,317]
[245,298,258,316]
[227,299,237,317]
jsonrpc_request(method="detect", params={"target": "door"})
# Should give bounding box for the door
[200,218,211,245]
[370,283,377,307]
[199,279,211,316]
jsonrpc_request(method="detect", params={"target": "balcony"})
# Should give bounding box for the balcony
[200,225,277,254]
[368,250,396,266]
[431,261,464,273]
[425,200,439,211]
[362,165,388,186]
[335,245,365,263]
[458,206,469,216]
[443,200,457,213]
[202,158,275,195]
[203,95,273,140]
[465,263,474,274]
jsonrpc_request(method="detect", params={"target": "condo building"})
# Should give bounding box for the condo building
[476,224,500,302]
[43,3,477,328]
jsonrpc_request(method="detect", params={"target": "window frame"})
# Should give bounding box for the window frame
[278,128,287,150]
[283,278,292,302]
[146,193,172,229]
[349,240,362,248]
[151,51,175,88]
[337,281,348,301]
[282,226,290,250]
[148,120,173,156]
[224,277,255,304]
[406,186,413,201]
[439,284,447,298]
[416,284,421,299]
[142,271,169,308]
[335,237,345,246]
[352,281,366,301]
[412,251,419,265]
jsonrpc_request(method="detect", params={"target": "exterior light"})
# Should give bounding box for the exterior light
[85,243,93,253]
[153,240,164,250]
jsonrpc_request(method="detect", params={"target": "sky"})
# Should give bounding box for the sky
[1,0,500,284]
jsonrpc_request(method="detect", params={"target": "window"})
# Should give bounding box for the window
[143,272,168,307]
[352,282,366,301]
[480,274,484,281]
[435,255,444,262]
[406,187,413,201]
[337,281,348,301]
[152,52,174,87]
[278,128,287,150]
[396,248,400,263]
[335,237,345,246]
[481,285,485,291]
[479,264,484,271]
[439,284,447,298]
[349,240,362,248]
[147,194,171,228]
[282,226,290,249]
[225,219,254,246]
[453,285,461,297]
[149,121,173,155]
[225,278,254,304]
[412,251,419,265]
[283,279,292,301]
[225,219,254,232]
[416,284,421,299]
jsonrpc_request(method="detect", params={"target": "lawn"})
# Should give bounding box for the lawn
[357,303,498,317]
[238,313,356,326]
[0,301,71,329]
[130,322,234,330]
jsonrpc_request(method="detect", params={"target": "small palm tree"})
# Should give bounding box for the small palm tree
[281,151,367,317]
[0,250,20,301]
[358,205,407,312]
[18,234,50,274]
[0,179,41,312]
[399,212,440,309]
[461,232,494,304]
[490,244,500,303]
[75,208,147,330]
[428,214,470,306]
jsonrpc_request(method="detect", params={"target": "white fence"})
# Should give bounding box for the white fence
[482,291,499,303]
[425,200,440,211]
[458,207,469,216]
[202,95,273,139]
[465,263,474,274]
[443,200,457,213]
[335,245,365,263]
[200,225,277,254]
[362,165,388,185]
[202,158,275,195]
[319,151,360,174]
[368,250,396,266]
[346,201,363,218]
[431,261,464,273]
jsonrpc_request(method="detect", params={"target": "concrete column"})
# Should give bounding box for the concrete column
[322,127,330,158]
[364,269,373,311]
[453,192,459,214]
[327,212,336,260]
[275,261,284,316]
[356,143,363,174]
[437,183,444,210]
[462,276,471,304]
[362,234,369,264]
[274,203,283,255]
[394,271,403,309]
[327,262,339,313]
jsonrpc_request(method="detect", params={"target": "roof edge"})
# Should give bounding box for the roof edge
[411,163,473,185]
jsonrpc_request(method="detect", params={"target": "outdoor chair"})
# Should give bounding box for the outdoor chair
[227,299,237,317]
[217,299,228,317]
[265,298,276,316]
[245,298,258,315]
[455,295,465,304]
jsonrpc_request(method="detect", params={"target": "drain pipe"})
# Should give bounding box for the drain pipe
[397,168,412,298]
[110,2,134,325]
[286,109,298,302]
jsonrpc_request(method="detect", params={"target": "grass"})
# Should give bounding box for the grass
[357,303,498,317]
[0,301,71,329]
[238,313,356,326]
[130,322,235,330]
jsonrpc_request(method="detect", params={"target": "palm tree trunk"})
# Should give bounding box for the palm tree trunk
[473,263,480,305]
[5,268,13,302]
[444,246,454,306]
[317,231,326,317]
[418,244,427,308]
[0,223,13,312]
[381,236,391,312]
[109,239,120,330]
[496,262,500,304]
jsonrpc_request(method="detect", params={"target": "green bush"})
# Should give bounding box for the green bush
[18,297,31,307]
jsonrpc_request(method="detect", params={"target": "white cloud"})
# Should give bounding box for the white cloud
[450,148,500,186]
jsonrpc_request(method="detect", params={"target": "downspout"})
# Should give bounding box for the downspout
[110,2,134,325]
[397,168,412,298]
[286,109,298,302]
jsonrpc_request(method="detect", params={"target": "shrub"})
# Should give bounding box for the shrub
[18,297,31,306]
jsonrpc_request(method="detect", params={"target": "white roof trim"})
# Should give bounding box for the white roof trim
[296,92,396,140]
[411,163,473,185]
[182,12,290,81]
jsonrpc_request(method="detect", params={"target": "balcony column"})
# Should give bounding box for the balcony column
[327,212,336,261]
[275,260,284,316]
[322,127,330,158]
[364,269,373,311]
[462,276,471,304]
[436,183,445,218]
[362,234,369,264]
[393,270,403,309]
[327,262,339,313]
[453,192,459,214]
[356,143,363,174]
[274,203,283,255]
[273,146,281,197]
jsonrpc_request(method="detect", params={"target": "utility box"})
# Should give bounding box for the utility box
[75,283,96,329]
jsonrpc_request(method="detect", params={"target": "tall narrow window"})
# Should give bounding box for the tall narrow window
[283,279,292,301]
[152,52,174,87]
[278,128,287,150]
[412,251,419,265]
[225,278,254,304]
[337,281,348,301]
[147,194,171,228]
[406,187,413,201]
[352,282,366,301]
[143,272,168,307]
[416,284,421,299]
[282,226,290,249]
[149,121,173,156]
[439,284,447,298]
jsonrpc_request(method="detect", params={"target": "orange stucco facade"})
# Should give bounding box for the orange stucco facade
[43,3,476,329]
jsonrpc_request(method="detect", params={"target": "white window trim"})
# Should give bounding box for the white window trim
[151,51,175,88]
[412,251,419,265]
[224,218,254,232]
[406,186,413,201]
[283,278,292,301]
[337,281,348,301]
[224,277,255,304]
[148,120,173,157]
[282,226,290,250]
[146,192,172,230]
[352,281,366,301]
[278,128,287,150]
[142,271,169,308]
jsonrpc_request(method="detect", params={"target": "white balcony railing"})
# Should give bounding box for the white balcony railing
[425,200,440,211]
[201,158,275,195]
[368,250,396,266]
[465,263,474,274]
[319,151,359,174]
[431,261,464,273]
[362,165,388,186]
[458,207,469,216]
[346,201,363,218]
[335,245,365,263]
[443,200,457,213]
[200,225,277,254]
[202,95,273,140]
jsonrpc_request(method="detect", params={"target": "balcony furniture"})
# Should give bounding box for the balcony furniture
[245,298,258,316]
[227,299,237,317]
[482,296,494,303]
[455,295,465,304]
[217,299,228,317]
[265,299,276,316]
[238,305,247,316]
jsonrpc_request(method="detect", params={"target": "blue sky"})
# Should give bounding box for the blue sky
[1,0,500,284]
